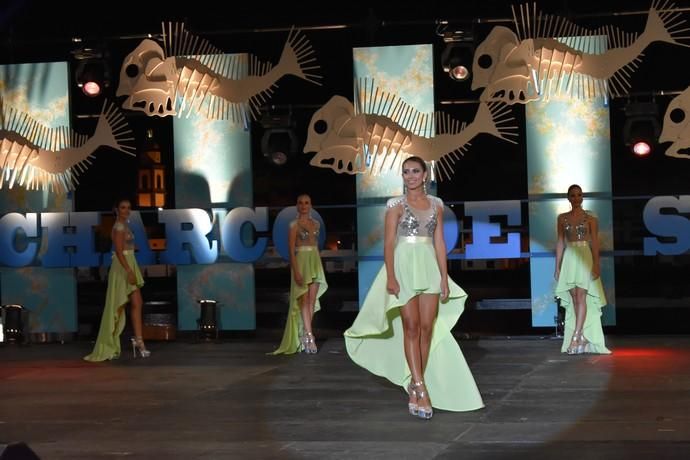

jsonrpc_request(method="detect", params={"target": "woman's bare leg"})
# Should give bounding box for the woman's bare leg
[299,288,312,335]
[400,297,422,406]
[303,282,320,352]
[129,289,144,339]
[418,293,439,372]
[307,282,319,321]
[416,293,439,410]
[572,287,588,340]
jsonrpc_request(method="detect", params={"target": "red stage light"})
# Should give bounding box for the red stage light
[632,140,652,156]
[449,65,470,82]
[82,81,102,97]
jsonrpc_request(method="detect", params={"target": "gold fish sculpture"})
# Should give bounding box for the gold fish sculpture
[472,1,690,104]
[0,99,134,193]
[117,22,321,125]
[304,79,517,181]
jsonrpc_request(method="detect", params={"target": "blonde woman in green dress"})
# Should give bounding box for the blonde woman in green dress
[270,194,328,355]
[345,156,483,419]
[84,198,149,361]
[555,184,611,355]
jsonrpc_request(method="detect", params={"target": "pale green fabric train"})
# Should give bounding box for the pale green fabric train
[555,242,611,354]
[270,246,328,355]
[84,250,145,362]
[344,238,484,412]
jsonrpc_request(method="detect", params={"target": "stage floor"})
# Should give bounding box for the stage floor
[1,335,689,459]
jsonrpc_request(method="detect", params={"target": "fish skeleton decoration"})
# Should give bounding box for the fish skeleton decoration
[660,86,690,159]
[472,1,690,104]
[0,98,135,193]
[117,22,321,124]
[304,79,518,181]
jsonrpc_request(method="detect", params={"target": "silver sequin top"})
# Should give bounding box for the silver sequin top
[112,221,135,250]
[387,195,442,237]
[563,212,591,242]
[292,219,320,246]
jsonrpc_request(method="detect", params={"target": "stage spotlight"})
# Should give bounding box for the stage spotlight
[72,48,110,98]
[261,128,298,166]
[623,101,660,157]
[76,60,106,97]
[440,30,474,82]
[260,109,298,166]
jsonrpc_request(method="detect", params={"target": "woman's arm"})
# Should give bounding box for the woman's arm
[554,214,565,280]
[112,225,135,285]
[433,202,449,301]
[384,205,401,298]
[589,215,601,280]
[288,222,303,286]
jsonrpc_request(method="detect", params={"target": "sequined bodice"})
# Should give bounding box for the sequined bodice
[112,221,135,250]
[294,219,320,246]
[563,212,590,242]
[387,195,440,237]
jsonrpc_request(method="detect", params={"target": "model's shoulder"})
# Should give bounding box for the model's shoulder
[386,196,405,209]
[428,195,444,207]
[584,210,598,220]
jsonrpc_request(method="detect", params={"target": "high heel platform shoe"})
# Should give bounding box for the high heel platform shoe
[304,332,318,354]
[411,381,433,420]
[130,337,151,358]
[566,330,583,355]
[577,333,590,354]
[407,383,419,416]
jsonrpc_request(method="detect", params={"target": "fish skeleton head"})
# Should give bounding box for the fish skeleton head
[472,26,538,104]
[117,39,178,117]
[304,95,367,174]
[660,87,690,159]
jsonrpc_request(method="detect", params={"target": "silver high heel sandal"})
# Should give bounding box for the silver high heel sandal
[304,332,318,354]
[407,383,419,416]
[131,337,151,358]
[412,381,433,420]
[566,330,583,355]
[577,333,590,354]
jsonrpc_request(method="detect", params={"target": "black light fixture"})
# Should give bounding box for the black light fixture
[260,108,298,166]
[197,300,218,341]
[72,46,110,98]
[1,304,25,344]
[440,29,475,82]
[623,100,660,157]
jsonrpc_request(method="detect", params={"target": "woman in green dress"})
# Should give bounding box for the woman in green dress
[270,194,328,355]
[84,198,149,361]
[555,184,611,355]
[344,156,483,419]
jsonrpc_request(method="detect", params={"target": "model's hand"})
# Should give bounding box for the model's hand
[554,268,560,281]
[127,270,136,285]
[440,277,450,302]
[386,277,400,298]
[591,265,600,280]
[294,272,304,287]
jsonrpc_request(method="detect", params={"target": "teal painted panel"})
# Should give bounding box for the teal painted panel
[172,53,255,330]
[0,61,76,333]
[353,44,434,307]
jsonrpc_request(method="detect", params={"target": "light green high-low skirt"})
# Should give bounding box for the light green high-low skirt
[270,246,328,355]
[344,236,484,412]
[555,241,611,354]
[84,250,145,362]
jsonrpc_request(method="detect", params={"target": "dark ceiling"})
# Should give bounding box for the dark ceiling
[2,0,690,210]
